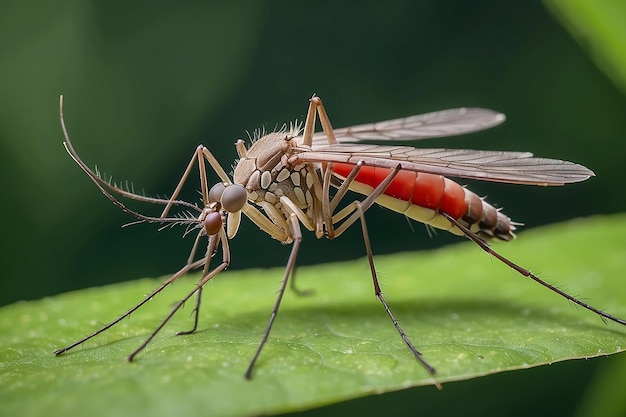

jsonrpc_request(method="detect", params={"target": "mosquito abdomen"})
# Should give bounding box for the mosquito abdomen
[332,163,516,241]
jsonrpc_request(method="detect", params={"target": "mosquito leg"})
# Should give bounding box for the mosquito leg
[328,161,365,213]
[160,146,204,217]
[301,95,319,147]
[314,98,337,144]
[128,283,205,361]
[245,213,302,379]
[175,287,203,336]
[354,202,441,388]
[322,160,368,238]
[175,231,212,336]
[332,164,402,238]
[128,231,230,361]
[270,197,314,297]
[200,145,232,186]
[305,163,325,239]
[53,256,206,356]
[162,144,235,219]
[442,213,626,327]
[321,162,335,236]
[299,94,339,145]
[305,95,337,145]
[162,143,238,218]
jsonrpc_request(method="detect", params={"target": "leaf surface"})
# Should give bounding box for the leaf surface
[1,215,625,417]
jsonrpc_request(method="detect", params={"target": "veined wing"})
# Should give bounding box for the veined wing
[292,144,595,185]
[310,108,505,145]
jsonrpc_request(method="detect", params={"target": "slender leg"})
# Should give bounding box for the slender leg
[332,164,402,237]
[175,287,203,336]
[54,256,205,356]
[313,97,338,145]
[244,213,302,379]
[328,161,365,214]
[175,231,214,336]
[58,96,238,359]
[161,146,204,217]
[442,213,626,326]
[322,161,366,238]
[161,144,238,218]
[128,230,230,361]
[271,201,313,296]
[54,224,216,357]
[301,95,319,147]
[354,201,442,389]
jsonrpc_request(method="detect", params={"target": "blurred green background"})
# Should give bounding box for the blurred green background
[1,0,625,416]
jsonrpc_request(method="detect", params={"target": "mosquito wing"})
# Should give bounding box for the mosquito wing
[292,144,595,186]
[311,108,506,145]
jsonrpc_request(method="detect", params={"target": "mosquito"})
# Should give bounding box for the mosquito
[55,94,626,384]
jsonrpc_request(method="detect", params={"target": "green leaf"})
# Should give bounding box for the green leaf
[1,214,625,417]
[545,0,626,94]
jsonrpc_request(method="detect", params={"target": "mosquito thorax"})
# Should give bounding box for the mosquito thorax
[233,133,290,184]
[233,133,312,209]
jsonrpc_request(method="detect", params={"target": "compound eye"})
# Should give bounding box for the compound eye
[208,182,226,204]
[204,211,222,235]
[221,184,247,213]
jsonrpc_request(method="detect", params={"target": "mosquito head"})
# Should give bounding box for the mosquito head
[203,210,222,235]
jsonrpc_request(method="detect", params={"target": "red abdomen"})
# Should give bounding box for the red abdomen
[332,163,515,241]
